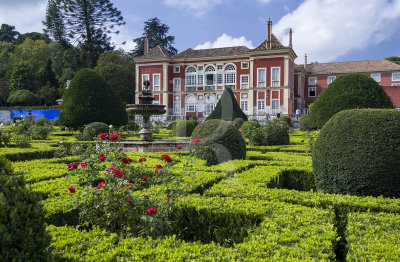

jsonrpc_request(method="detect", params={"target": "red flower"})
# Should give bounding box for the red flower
[240,129,243,134]
[160,154,172,162]
[127,198,131,202]
[97,182,108,189]
[109,167,123,178]
[191,138,201,143]
[141,176,147,181]
[98,154,106,162]
[177,146,182,149]
[109,134,119,142]
[138,157,147,163]
[146,207,157,214]
[66,163,78,171]
[156,164,163,169]
[122,158,132,164]
[99,133,108,140]
[68,185,76,193]
[80,161,88,168]
[154,168,158,173]
[129,180,135,184]
[233,122,237,127]
[124,184,131,187]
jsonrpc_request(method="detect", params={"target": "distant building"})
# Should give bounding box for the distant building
[134,19,400,119]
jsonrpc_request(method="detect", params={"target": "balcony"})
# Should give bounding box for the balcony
[186,86,196,92]
[205,86,215,91]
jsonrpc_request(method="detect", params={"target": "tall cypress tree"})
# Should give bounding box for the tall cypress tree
[206,87,248,121]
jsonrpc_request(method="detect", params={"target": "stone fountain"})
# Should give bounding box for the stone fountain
[121,80,189,152]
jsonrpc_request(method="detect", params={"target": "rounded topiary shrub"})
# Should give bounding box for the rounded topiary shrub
[313,109,400,198]
[241,120,260,139]
[190,119,246,165]
[276,115,291,126]
[309,73,394,129]
[173,120,198,137]
[300,115,315,131]
[0,157,52,260]
[35,118,51,127]
[82,122,109,140]
[59,68,127,128]
[247,121,289,146]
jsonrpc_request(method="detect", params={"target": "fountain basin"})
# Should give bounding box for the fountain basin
[119,139,189,152]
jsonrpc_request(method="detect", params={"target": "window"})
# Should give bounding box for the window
[309,87,316,97]
[174,66,180,73]
[173,78,181,92]
[271,67,280,87]
[308,77,316,85]
[198,66,204,71]
[241,62,249,69]
[392,83,400,86]
[241,75,249,89]
[197,74,204,86]
[393,72,400,81]
[141,74,149,89]
[205,66,216,85]
[272,99,280,110]
[204,95,216,115]
[217,73,223,84]
[185,96,196,112]
[173,102,180,114]
[327,76,336,85]
[224,64,236,84]
[241,101,248,112]
[257,68,266,87]
[153,74,160,91]
[371,73,381,82]
[185,67,197,86]
[257,100,265,110]
[217,65,223,70]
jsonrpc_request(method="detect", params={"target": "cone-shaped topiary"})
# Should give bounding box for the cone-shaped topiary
[206,87,248,121]
[59,68,127,128]
[313,109,400,198]
[0,156,52,260]
[190,119,246,165]
[309,73,393,129]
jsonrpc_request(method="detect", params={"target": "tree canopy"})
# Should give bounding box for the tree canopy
[386,56,400,65]
[0,24,20,43]
[131,17,177,57]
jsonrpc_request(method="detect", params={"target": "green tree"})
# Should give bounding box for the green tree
[59,68,127,128]
[0,41,14,79]
[9,61,40,92]
[7,89,42,106]
[131,17,177,57]
[43,58,59,87]
[38,83,58,105]
[43,0,70,49]
[0,24,20,43]
[44,0,125,68]
[386,56,400,65]
[94,50,135,103]
[15,32,51,45]
[0,81,10,105]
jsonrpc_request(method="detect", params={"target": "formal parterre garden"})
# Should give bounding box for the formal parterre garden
[1,123,400,262]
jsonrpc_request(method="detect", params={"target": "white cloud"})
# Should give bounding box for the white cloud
[273,0,400,62]
[162,0,225,17]
[194,33,254,49]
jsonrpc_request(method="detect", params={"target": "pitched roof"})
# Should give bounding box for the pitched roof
[139,45,172,58]
[253,34,287,51]
[303,59,400,75]
[173,46,251,58]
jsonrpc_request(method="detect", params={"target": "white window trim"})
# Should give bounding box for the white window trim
[197,65,204,71]
[271,67,280,87]
[240,74,249,89]
[308,77,317,85]
[371,73,381,82]
[224,64,236,85]
[327,76,336,85]
[217,73,224,85]
[241,101,248,112]
[271,99,280,110]
[197,74,204,86]
[257,68,267,87]
[217,64,223,70]
[241,62,249,69]
[173,78,181,92]
[174,66,180,73]
[257,99,265,111]
[309,87,316,97]
[392,83,400,86]
[392,72,400,81]
[173,102,180,114]
[153,73,160,91]
[141,74,149,88]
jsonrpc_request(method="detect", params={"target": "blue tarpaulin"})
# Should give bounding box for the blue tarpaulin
[11,110,60,121]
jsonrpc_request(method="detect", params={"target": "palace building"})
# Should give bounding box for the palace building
[134,19,400,119]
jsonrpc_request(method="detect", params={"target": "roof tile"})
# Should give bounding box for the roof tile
[304,59,400,74]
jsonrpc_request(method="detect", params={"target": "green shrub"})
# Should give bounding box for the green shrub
[119,119,140,132]
[300,115,314,131]
[52,119,60,126]
[277,115,291,126]
[35,118,51,127]
[82,122,109,141]
[190,119,246,165]
[233,118,245,128]
[241,120,260,139]
[32,125,52,140]
[309,73,394,129]
[7,89,42,106]
[59,68,127,128]
[313,109,400,198]
[0,157,52,260]
[173,120,198,137]
[206,87,248,121]
[248,122,289,146]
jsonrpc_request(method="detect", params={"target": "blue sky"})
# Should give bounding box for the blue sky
[1,0,400,63]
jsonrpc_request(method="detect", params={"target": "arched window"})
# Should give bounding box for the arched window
[224,64,236,86]
[205,95,216,115]
[185,95,197,112]
[185,67,197,87]
[205,65,216,86]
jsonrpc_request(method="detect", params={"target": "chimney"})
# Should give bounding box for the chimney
[266,18,272,49]
[289,28,292,48]
[144,37,149,55]
[304,54,308,70]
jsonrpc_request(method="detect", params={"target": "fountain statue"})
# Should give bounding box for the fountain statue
[126,80,166,141]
